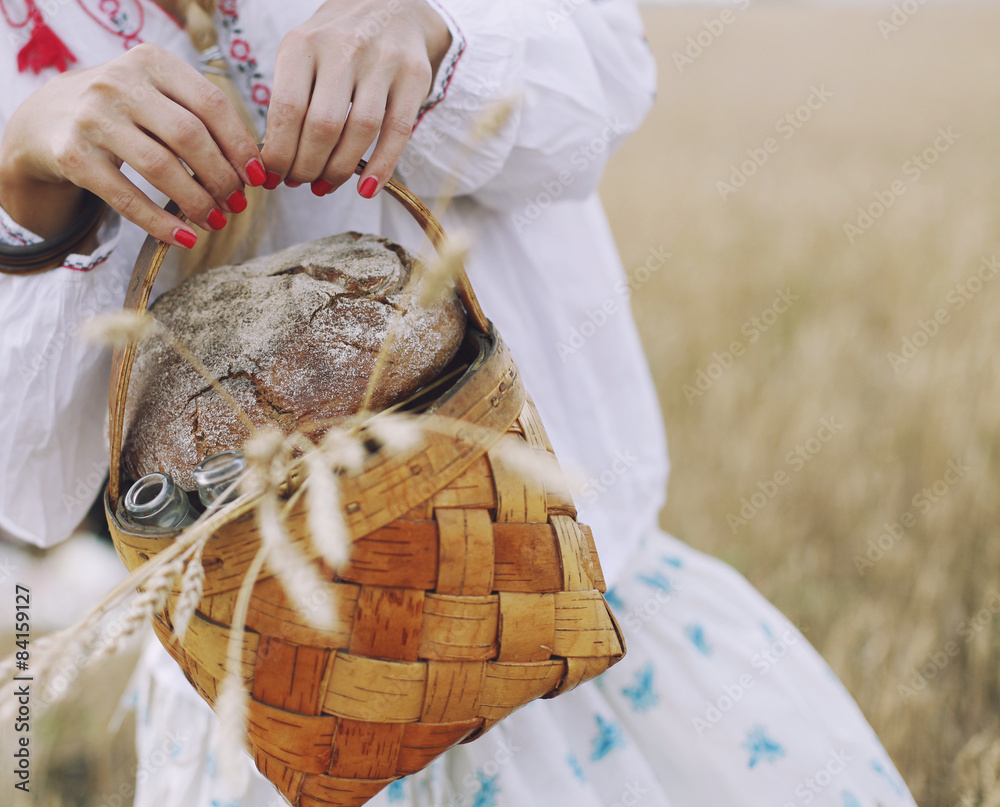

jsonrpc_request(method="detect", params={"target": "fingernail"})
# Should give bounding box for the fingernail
[311,179,334,196]
[174,228,198,249]
[207,209,228,231]
[284,178,302,188]
[359,176,378,199]
[263,171,281,191]
[227,190,248,213]
[246,158,267,187]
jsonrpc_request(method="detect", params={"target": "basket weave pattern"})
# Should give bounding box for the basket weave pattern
[105,175,624,807]
[110,333,623,807]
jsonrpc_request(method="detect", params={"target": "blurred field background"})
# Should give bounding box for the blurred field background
[4,2,1000,805]
[604,2,1000,805]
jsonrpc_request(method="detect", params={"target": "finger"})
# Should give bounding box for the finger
[133,96,246,214]
[106,125,230,232]
[143,48,265,187]
[314,85,388,196]
[287,71,353,189]
[80,157,199,249]
[356,76,426,198]
[260,37,317,184]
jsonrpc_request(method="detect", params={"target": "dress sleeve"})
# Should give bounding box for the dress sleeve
[399,0,657,210]
[0,203,130,548]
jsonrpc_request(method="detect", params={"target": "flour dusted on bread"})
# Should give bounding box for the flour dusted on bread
[122,233,466,489]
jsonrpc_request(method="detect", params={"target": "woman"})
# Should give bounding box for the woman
[0,1,918,805]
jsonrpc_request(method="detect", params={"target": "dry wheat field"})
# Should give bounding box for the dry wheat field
[603,2,1000,805]
[4,2,1000,806]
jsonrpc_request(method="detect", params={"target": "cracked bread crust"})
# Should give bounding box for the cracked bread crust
[121,232,467,490]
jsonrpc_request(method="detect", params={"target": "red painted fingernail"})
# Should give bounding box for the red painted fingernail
[284,178,302,188]
[246,158,267,187]
[227,190,248,213]
[359,177,378,199]
[263,171,281,190]
[311,179,334,196]
[174,228,198,249]
[207,208,228,231]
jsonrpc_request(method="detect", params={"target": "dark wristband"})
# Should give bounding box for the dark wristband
[0,190,108,275]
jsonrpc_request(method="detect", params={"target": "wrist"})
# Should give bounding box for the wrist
[0,150,86,239]
[0,189,106,274]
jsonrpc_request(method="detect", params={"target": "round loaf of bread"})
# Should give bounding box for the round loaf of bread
[122,232,466,490]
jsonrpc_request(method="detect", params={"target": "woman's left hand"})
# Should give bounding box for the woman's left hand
[260,0,451,199]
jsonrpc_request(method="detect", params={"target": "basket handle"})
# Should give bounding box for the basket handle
[107,162,490,502]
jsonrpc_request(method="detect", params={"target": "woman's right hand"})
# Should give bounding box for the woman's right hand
[0,43,265,248]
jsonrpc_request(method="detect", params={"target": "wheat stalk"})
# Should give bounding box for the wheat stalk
[431,94,520,223]
[257,489,336,630]
[101,557,185,659]
[151,320,256,434]
[364,411,425,454]
[80,310,154,345]
[82,310,256,433]
[352,98,516,416]
[303,448,350,569]
[359,317,402,415]
[417,230,471,308]
[216,544,267,786]
[0,489,253,712]
[171,542,207,643]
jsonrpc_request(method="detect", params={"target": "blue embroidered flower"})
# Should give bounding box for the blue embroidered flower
[621,663,659,712]
[387,779,406,802]
[637,571,674,594]
[470,771,500,807]
[567,752,586,783]
[604,586,625,612]
[685,623,713,656]
[841,791,863,807]
[871,759,904,796]
[742,725,785,768]
[662,555,684,568]
[759,620,774,640]
[210,801,240,807]
[590,714,626,761]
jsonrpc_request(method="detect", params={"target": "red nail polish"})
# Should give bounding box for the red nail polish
[263,171,281,191]
[311,179,334,196]
[207,209,228,231]
[227,190,248,213]
[284,179,302,188]
[359,176,378,199]
[174,228,198,249]
[246,159,267,187]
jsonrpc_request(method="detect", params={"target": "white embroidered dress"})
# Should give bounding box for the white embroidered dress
[0,2,917,806]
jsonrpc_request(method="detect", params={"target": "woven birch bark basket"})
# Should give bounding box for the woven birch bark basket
[104,169,626,807]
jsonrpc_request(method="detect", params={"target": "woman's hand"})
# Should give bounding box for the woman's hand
[260,0,451,199]
[0,43,265,248]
